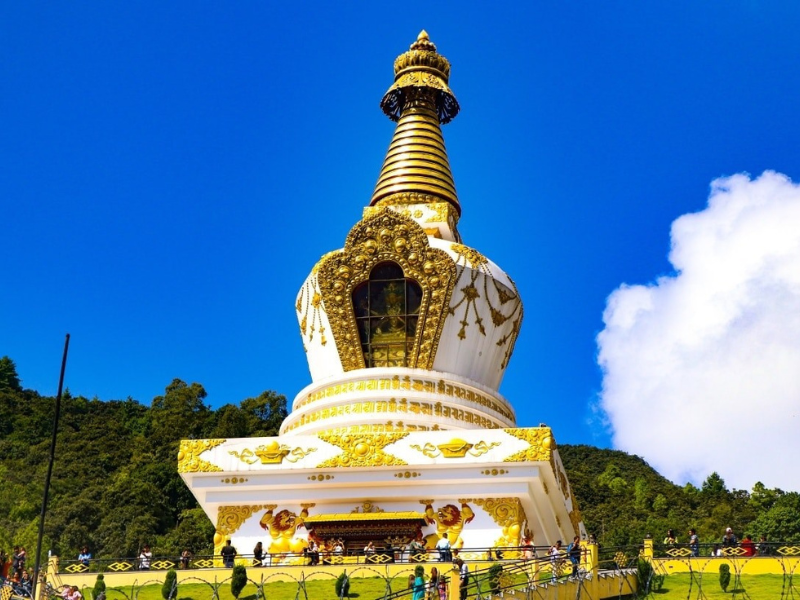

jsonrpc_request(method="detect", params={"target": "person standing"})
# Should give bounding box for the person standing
[740,535,756,557]
[220,540,237,568]
[253,542,264,566]
[180,549,192,569]
[688,529,699,557]
[78,547,92,568]
[411,565,426,600]
[435,533,451,562]
[139,545,152,570]
[455,558,469,600]
[722,527,738,549]
[568,536,582,578]
[663,530,677,546]
[549,540,562,582]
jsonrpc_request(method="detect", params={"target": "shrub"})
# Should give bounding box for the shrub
[231,565,247,599]
[488,563,503,594]
[636,559,664,596]
[93,574,106,600]
[335,572,350,598]
[719,563,731,592]
[161,569,177,600]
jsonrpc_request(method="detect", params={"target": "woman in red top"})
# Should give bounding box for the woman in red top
[740,535,756,556]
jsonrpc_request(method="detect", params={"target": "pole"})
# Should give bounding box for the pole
[32,333,71,600]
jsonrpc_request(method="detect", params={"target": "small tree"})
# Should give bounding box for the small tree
[162,569,177,600]
[488,563,503,594]
[335,571,350,599]
[231,565,247,599]
[92,574,106,600]
[719,563,731,593]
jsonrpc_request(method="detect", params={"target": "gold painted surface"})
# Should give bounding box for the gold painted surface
[295,375,515,423]
[777,546,800,556]
[316,210,457,372]
[373,33,460,213]
[260,506,311,555]
[316,422,443,434]
[229,442,316,465]
[221,477,248,485]
[315,431,409,467]
[285,399,503,433]
[214,505,264,554]
[353,501,384,513]
[502,428,554,462]
[467,497,526,550]
[410,439,500,459]
[106,561,134,572]
[177,439,226,473]
[297,276,327,348]
[421,502,474,549]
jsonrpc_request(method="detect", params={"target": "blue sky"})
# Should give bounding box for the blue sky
[3,3,800,479]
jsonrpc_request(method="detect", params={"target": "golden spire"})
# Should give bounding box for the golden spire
[371,31,461,215]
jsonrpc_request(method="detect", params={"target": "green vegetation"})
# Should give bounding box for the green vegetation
[718,563,731,593]
[0,356,286,563]
[1,354,799,567]
[93,574,106,600]
[559,445,800,546]
[230,566,247,598]
[335,571,350,598]
[162,569,177,600]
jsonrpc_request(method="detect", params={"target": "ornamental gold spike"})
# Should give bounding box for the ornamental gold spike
[371,31,461,215]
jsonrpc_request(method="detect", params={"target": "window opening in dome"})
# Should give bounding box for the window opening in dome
[353,262,422,368]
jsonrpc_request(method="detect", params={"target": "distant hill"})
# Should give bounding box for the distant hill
[1,356,798,561]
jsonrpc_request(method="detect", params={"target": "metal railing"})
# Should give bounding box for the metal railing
[54,545,553,574]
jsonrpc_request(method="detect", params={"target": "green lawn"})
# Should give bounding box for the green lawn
[646,573,796,598]
[102,576,393,600]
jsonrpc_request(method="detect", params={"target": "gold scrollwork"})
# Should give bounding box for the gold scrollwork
[315,431,409,468]
[177,439,226,473]
[466,498,527,550]
[316,209,457,372]
[352,502,384,513]
[410,439,501,458]
[481,469,509,476]
[214,505,264,553]
[229,442,317,465]
[297,275,327,347]
[502,428,554,463]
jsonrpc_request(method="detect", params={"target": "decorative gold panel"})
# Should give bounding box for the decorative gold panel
[177,439,226,473]
[193,559,215,569]
[214,505,264,553]
[665,547,693,558]
[64,563,89,573]
[502,428,554,462]
[466,497,527,550]
[106,561,134,572]
[151,560,175,571]
[315,431,409,467]
[316,210,457,372]
[777,546,800,556]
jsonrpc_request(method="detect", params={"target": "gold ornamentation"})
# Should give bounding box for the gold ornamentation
[502,428,554,462]
[315,431,409,468]
[467,497,527,550]
[285,399,504,434]
[665,547,693,558]
[64,563,89,574]
[451,244,488,268]
[177,439,226,473]
[410,439,501,458]
[569,508,582,534]
[352,502,385,513]
[777,546,800,556]
[422,502,474,549]
[297,276,327,347]
[294,375,515,423]
[106,561,134,572]
[394,471,421,478]
[316,210,457,372]
[192,558,214,569]
[229,442,317,465]
[259,506,311,555]
[214,505,264,553]
[481,468,509,476]
[151,560,176,571]
[307,474,333,481]
[221,477,248,485]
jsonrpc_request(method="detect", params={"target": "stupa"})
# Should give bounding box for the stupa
[179,31,585,563]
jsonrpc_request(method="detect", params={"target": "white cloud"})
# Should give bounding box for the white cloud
[597,171,800,491]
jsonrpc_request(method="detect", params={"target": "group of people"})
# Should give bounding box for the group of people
[548,536,585,582]
[666,527,772,557]
[407,560,469,600]
[0,546,31,592]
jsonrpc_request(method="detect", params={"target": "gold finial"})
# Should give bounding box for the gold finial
[371,32,461,215]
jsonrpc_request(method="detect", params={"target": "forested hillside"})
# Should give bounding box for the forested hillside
[1,356,798,564]
[0,357,286,560]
